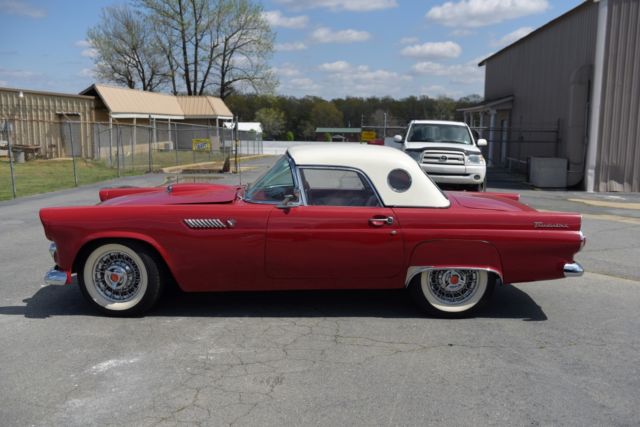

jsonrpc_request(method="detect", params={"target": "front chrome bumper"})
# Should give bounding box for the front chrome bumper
[44,268,69,286]
[563,262,584,277]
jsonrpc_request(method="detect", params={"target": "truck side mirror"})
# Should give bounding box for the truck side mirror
[477,138,488,147]
[393,135,403,143]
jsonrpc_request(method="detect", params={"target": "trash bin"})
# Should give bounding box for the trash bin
[14,149,25,164]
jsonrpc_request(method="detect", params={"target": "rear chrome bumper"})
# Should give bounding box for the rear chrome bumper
[563,262,584,277]
[44,268,69,286]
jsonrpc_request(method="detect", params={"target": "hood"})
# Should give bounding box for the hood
[99,183,239,206]
[447,191,533,212]
[404,141,481,154]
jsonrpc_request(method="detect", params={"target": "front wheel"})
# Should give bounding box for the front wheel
[409,269,495,317]
[78,242,163,316]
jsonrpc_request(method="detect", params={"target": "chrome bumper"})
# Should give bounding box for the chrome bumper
[563,262,584,277]
[44,268,68,286]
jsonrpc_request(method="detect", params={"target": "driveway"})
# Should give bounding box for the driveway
[1,156,638,426]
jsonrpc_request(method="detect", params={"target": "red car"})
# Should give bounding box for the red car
[40,144,585,317]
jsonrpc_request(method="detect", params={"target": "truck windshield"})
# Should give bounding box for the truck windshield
[407,124,472,145]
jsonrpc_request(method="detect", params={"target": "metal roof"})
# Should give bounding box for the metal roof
[80,84,233,120]
[176,96,233,119]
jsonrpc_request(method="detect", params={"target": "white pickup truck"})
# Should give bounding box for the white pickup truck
[395,120,487,191]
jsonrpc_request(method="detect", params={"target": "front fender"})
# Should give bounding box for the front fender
[406,239,504,285]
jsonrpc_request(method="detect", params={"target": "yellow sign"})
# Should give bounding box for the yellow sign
[361,130,377,141]
[192,138,211,151]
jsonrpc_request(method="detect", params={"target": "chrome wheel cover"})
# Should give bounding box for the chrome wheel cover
[427,269,479,306]
[93,251,142,302]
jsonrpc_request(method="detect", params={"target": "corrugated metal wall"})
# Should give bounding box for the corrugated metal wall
[484,2,598,182]
[596,0,640,192]
[0,89,95,158]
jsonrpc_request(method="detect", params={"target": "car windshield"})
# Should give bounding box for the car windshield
[407,124,472,145]
[244,155,296,203]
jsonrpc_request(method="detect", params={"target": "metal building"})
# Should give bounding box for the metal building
[0,87,95,158]
[463,0,640,192]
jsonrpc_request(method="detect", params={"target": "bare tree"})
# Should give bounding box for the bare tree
[140,0,275,98]
[87,5,168,91]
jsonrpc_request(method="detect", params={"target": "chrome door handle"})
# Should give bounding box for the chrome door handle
[369,216,394,226]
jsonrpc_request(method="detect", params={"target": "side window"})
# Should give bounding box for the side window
[300,168,380,207]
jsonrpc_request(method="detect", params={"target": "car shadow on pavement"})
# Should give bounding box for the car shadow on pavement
[0,283,546,321]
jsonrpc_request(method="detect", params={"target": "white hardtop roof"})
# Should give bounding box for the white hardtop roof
[410,120,468,126]
[287,144,449,208]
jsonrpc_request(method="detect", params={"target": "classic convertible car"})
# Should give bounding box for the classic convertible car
[40,144,585,316]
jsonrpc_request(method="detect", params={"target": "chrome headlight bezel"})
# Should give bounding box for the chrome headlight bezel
[466,154,485,165]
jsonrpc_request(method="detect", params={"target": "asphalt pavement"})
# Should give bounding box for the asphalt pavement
[1,156,639,426]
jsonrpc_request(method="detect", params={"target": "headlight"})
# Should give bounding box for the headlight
[405,150,422,162]
[466,154,485,165]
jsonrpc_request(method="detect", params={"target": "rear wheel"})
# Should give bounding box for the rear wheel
[78,242,163,316]
[409,269,495,317]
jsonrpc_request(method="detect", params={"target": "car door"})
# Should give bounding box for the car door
[265,167,404,287]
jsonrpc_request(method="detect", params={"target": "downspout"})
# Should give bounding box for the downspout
[585,0,608,192]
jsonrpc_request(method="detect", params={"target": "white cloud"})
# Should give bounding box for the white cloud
[400,37,419,45]
[75,40,92,48]
[412,60,484,85]
[318,61,352,72]
[273,0,397,12]
[263,10,308,29]
[0,0,46,18]
[426,0,548,28]
[401,41,462,59]
[492,26,534,47]
[311,27,371,43]
[79,68,96,78]
[272,65,301,77]
[81,48,98,58]
[275,42,308,51]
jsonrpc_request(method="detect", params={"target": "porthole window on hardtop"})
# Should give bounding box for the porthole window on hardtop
[300,168,380,207]
[388,169,412,192]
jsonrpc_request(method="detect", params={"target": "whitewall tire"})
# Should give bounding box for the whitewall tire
[79,242,163,316]
[409,269,495,317]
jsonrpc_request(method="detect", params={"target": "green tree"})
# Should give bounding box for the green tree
[255,107,285,139]
[310,101,343,128]
[137,0,276,97]
[87,5,168,91]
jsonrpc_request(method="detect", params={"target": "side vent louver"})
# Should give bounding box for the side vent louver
[184,218,231,229]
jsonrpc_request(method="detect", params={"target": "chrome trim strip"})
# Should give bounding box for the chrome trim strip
[405,266,503,287]
[563,262,584,277]
[44,268,67,286]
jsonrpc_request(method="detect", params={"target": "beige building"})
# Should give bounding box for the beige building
[0,84,233,159]
[0,87,95,158]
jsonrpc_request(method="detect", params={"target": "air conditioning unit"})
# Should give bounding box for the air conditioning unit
[529,157,567,188]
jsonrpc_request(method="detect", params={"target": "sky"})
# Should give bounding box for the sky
[0,0,584,100]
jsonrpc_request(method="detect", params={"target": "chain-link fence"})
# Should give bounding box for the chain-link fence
[0,117,263,200]
[470,126,560,171]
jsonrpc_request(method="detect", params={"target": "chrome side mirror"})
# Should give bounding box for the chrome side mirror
[393,135,403,143]
[477,138,488,147]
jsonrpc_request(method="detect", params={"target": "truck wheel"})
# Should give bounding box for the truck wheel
[78,242,163,316]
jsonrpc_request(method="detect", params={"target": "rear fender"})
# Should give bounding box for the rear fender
[406,239,504,286]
